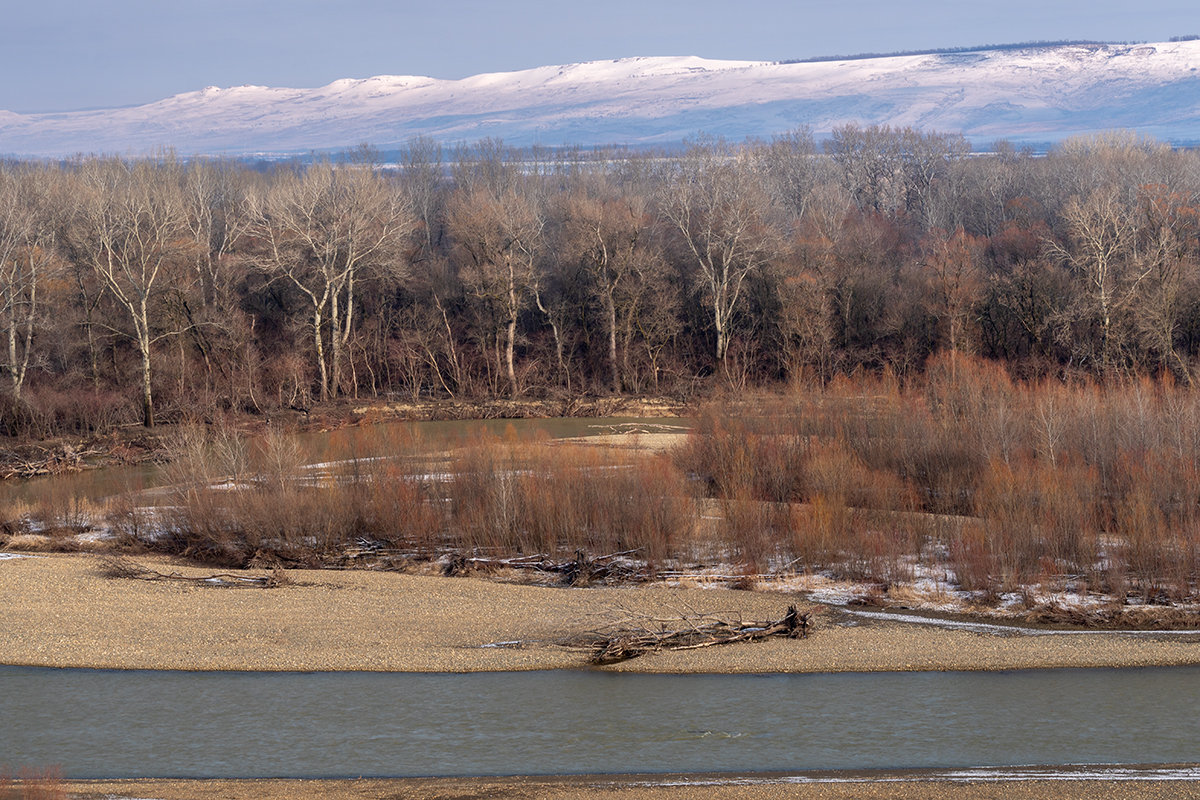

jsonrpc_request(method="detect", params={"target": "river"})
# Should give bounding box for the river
[3,666,1197,778]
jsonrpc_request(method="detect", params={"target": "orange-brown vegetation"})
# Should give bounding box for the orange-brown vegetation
[677,355,1200,602]
[0,768,64,800]
[153,425,693,574]
[98,353,1200,611]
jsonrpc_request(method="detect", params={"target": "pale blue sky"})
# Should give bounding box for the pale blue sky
[3,0,1197,112]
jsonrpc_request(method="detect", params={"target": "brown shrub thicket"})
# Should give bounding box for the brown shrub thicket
[677,357,1200,599]
[155,427,693,570]
[0,767,65,800]
[108,356,1200,601]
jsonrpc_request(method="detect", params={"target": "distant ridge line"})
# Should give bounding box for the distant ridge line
[777,39,1145,65]
[5,42,1200,157]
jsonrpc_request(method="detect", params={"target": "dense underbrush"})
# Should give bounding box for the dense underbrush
[148,425,693,573]
[678,354,1200,603]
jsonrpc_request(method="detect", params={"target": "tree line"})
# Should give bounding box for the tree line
[1,126,1199,435]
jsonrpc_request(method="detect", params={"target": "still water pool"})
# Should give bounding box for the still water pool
[0,416,684,507]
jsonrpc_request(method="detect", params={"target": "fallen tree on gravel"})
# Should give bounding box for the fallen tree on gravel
[566,604,812,664]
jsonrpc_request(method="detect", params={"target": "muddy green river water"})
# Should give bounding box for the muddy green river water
[2,666,1198,778]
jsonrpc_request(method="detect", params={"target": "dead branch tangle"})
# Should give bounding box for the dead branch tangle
[568,604,812,664]
[99,556,290,588]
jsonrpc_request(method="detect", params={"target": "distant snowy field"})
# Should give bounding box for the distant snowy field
[2,42,1200,157]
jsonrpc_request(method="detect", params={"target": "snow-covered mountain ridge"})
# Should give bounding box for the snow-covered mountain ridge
[3,43,1199,157]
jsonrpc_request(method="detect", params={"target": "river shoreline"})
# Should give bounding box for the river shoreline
[58,768,1200,800]
[8,552,1200,800]
[3,552,1200,673]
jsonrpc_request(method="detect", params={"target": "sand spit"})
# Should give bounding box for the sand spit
[3,552,1200,673]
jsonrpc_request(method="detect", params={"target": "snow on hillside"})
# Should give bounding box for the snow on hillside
[2,43,1199,157]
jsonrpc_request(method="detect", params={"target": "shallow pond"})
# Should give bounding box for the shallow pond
[0,416,686,507]
[3,666,1198,778]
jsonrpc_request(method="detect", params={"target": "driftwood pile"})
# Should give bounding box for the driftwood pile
[99,556,290,588]
[570,604,812,664]
[0,444,100,480]
[317,540,652,584]
[442,548,647,585]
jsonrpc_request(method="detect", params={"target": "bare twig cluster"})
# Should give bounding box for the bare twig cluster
[440,548,648,586]
[98,556,290,588]
[0,766,65,800]
[0,444,100,479]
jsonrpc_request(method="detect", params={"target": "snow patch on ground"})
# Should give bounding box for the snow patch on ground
[761,573,869,605]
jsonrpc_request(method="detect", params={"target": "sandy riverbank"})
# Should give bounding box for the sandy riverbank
[3,552,1200,673]
[58,771,1200,800]
[8,552,1200,799]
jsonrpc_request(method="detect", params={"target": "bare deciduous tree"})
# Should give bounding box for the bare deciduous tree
[251,162,414,401]
[1048,186,1143,373]
[898,127,971,227]
[400,135,445,256]
[0,165,61,400]
[1129,183,1199,383]
[659,142,781,368]
[747,127,819,220]
[183,159,254,309]
[826,123,905,213]
[446,186,542,396]
[924,227,984,359]
[71,157,195,426]
[562,173,659,392]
